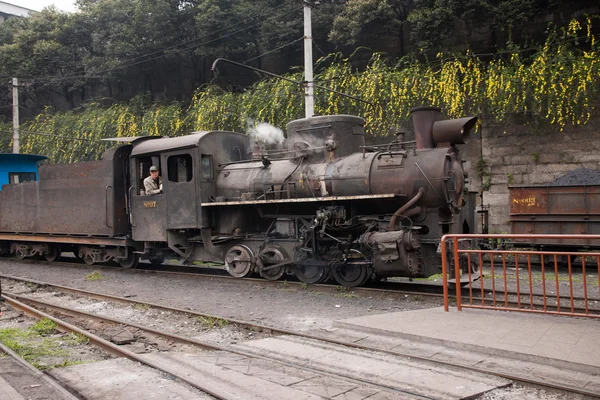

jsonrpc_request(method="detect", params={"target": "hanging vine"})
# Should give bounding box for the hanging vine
[5,17,597,163]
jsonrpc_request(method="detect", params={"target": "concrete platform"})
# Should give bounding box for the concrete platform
[0,376,24,400]
[336,306,600,373]
[0,346,78,400]
[50,358,213,399]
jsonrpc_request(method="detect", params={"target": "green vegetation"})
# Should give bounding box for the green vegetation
[30,318,57,336]
[195,316,231,329]
[84,271,103,281]
[10,16,597,163]
[132,303,150,311]
[66,332,90,345]
[0,319,88,370]
[414,273,444,281]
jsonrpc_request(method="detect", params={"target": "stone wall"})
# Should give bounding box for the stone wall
[472,119,600,234]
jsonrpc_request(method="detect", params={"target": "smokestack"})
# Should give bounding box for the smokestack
[410,106,441,149]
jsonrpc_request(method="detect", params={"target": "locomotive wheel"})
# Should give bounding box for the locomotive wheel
[292,264,327,284]
[44,244,61,263]
[119,252,139,269]
[15,251,27,260]
[331,264,369,288]
[258,247,287,281]
[225,245,254,278]
[260,265,286,281]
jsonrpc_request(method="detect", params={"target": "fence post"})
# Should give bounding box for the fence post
[453,238,462,311]
[441,236,449,311]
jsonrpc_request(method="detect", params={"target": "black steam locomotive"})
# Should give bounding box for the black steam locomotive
[0,107,477,287]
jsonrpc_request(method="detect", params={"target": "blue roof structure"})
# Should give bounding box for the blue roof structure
[0,153,47,190]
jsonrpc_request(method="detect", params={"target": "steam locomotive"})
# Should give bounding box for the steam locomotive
[0,107,477,287]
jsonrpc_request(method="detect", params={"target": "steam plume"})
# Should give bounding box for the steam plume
[247,119,285,145]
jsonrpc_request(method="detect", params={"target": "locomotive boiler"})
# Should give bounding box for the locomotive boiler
[0,107,477,287]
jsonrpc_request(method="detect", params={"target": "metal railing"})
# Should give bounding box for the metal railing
[441,234,600,319]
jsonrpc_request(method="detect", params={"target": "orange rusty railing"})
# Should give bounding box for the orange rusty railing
[441,234,600,319]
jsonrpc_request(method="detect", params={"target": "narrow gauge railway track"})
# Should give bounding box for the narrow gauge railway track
[3,255,600,314]
[1,274,598,398]
[2,291,506,400]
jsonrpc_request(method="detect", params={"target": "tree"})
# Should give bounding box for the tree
[329,0,410,56]
[0,7,90,110]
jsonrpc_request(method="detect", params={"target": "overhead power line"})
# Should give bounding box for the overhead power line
[243,37,304,64]
[0,129,103,142]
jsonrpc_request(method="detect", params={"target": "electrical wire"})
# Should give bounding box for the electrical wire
[243,37,304,64]
[0,129,104,142]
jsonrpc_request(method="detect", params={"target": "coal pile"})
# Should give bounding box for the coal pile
[548,168,600,186]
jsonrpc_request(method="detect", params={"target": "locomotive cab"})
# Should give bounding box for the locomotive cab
[128,131,250,259]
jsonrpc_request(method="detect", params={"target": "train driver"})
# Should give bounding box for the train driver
[144,165,163,195]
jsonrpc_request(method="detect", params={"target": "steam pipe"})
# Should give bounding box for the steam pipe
[387,188,424,231]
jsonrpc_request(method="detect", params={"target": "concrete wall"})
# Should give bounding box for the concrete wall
[473,119,600,234]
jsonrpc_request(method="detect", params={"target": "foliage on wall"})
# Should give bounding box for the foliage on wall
[5,18,597,163]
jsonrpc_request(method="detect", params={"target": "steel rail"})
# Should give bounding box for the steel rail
[1,275,598,397]
[11,252,600,306]
[3,256,600,311]
[1,295,229,400]
[5,292,436,400]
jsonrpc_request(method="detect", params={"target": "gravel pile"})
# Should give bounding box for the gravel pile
[548,167,600,186]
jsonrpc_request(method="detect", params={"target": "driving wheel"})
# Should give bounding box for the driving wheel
[331,264,369,287]
[258,247,287,281]
[292,263,328,284]
[225,245,254,278]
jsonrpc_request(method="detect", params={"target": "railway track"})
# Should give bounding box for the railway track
[2,283,507,399]
[1,274,598,398]
[3,255,600,315]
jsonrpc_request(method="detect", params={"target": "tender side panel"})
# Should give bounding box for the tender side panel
[0,147,130,237]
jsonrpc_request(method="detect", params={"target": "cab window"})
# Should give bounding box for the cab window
[167,154,193,183]
[201,154,213,180]
[136,156,160,194]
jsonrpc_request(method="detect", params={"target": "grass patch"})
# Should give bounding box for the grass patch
[413,273,444,281]
[335,286,350,292]
[85,271,103,281]
[301,282,309,290]
[30,318,57,336]
[66,333,89,345]
[132,303,150,311]
[195,316,230,329]
[0,323,74,370]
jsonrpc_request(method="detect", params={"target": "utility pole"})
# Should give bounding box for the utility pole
[303,1,314,119]
[12,77,19,154]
